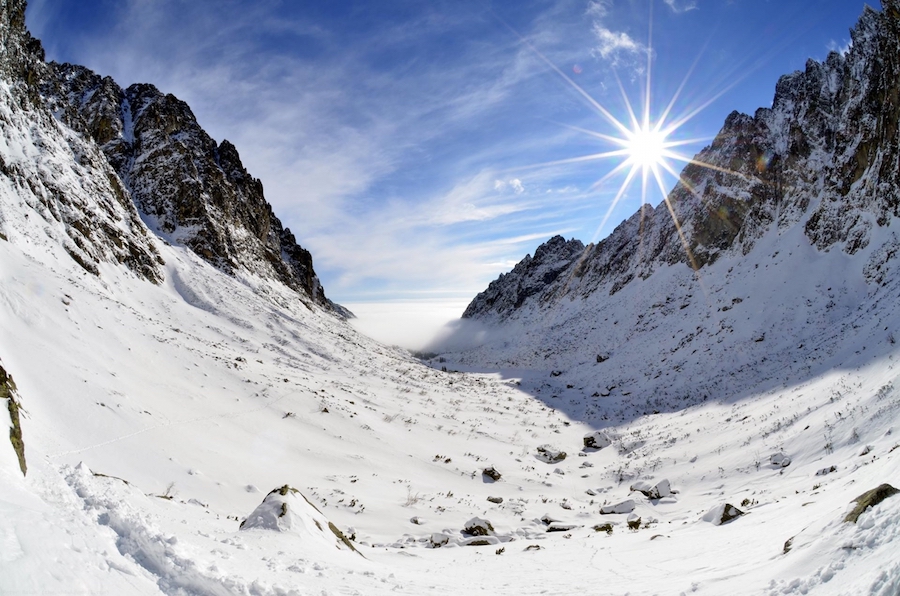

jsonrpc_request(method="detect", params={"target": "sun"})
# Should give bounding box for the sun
[624,123,669,170]
[503,0,742,270]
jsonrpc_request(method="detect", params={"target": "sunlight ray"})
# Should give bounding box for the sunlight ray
[653,171,700,272]
[590,163,640,242]
[496,17,633,138]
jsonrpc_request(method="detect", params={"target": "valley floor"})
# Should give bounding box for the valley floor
[1,238,898,595]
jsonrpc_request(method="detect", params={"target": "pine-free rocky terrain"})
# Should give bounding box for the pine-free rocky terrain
[1,1,899,594]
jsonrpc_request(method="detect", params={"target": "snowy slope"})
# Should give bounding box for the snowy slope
[3,205,900,595]
[1,0,899,594]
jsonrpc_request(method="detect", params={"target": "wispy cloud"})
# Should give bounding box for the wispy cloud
[663,0,699,14]
[827,38,852,55]
[30,0,565,296]
[24,0,702,304]
[592,24,646,62]
[586,2,649,69]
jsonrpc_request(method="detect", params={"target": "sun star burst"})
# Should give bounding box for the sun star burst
[623,122,670,170]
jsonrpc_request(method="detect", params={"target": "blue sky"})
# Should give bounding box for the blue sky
[26,0,876,317]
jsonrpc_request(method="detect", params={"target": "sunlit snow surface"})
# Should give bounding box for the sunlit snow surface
[1,206,899,595]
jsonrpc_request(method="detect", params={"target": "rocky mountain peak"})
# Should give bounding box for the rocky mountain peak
[0,0,41,83]
[462,235,586,319]
[0,2,164,283]
[53,65,344,313]
[464,1,900,322]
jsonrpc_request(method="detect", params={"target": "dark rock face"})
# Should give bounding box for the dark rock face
[1,362,26,476]
[463,235,586,319]
[464,1,900,321]
[0,0,343,314]
[41,63,344,314]
[0,0,164,283]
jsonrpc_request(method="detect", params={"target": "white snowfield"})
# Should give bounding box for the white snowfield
[0,29,898,596]
[1,195,900,595]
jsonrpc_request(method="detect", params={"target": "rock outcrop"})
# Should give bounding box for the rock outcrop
[41,64,345,314]
[0,0,346,314]
[0,0,163,282]
[240,485,359,554]
[1,361,26,476]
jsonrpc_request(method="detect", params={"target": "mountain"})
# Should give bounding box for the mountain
[454,2,900,396]
[2,1,899,595]
[0,0,345,315]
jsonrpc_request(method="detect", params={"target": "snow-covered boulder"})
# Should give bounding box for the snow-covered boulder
[583,431,612,450]
[769,452,791,468]
[463,517,495,536]
[631,479,672,500]
[626,513,642,530]
[240,485,358,553]
[535,444,566,463]
[429,532,451,548]
[599,499,636,514]
[702,503,745,526]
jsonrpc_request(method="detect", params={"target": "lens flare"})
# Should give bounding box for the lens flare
[500,2,756,268]
[624,124,668,170]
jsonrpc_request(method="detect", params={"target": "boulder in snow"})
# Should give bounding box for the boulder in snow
[429,532,451,548]
[769,452,791,468]
[843,483,899,523]
[630,479,671,500]
[702,503,745,526]
[599,499,636,514]
[240,485,359,554]
[627,513,642,530]
[536,444,567,463]
[463,517,495,537]
[482,465,502,482]
[583,431,612,450]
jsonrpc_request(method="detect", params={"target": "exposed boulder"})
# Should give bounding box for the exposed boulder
[770,452,792,468]
[482,465,502,482]
[600,499,636,514]
[463,517,495,537]
[240,485,359,554]
[429,533,451,548]
[583,431,612,450]
[535,445,567,463]
[843,484,899,523]
[546,522,578,533]
[702,503,745,526]
[627,514,642,530]
[631,479,672,500]
[816,465,837,476]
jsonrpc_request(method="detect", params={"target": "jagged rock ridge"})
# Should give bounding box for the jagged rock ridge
[0,0,163,283]
[464,1,900,322]
[0,0,345,315]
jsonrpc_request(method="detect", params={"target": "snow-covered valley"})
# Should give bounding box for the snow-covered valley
[2,194,899,595]
[1,0,899,593]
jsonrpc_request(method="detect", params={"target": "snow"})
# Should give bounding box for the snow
[1,220,898,595]
[1,6,899,593]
